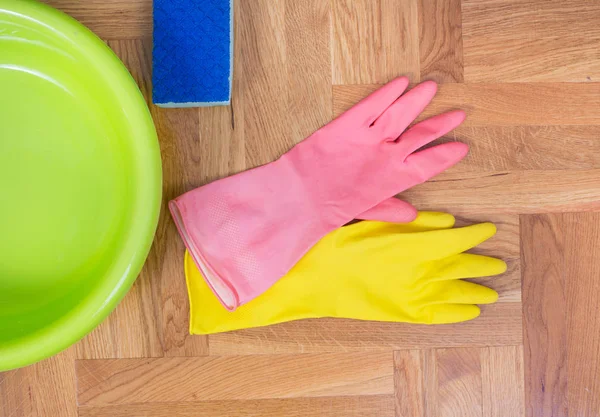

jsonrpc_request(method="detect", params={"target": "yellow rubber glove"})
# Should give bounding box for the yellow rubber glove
[185,212,506,335]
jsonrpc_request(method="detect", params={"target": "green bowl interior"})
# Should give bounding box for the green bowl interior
[0,0,161,370]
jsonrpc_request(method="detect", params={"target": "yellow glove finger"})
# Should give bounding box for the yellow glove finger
[419,303,481,324]
[420,253,508,284]
[423,279,499,306]
[334,222,496,260]
[337,211,455,242]
[387,222,498,261]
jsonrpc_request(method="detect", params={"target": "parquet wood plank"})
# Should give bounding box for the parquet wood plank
[399,170,600,216]
[285,0,332,143]
[563,214,600,416]
[521,214,568,417]
[208,303,522,355]
[333,83,600,126]
[78,395,395,417]
[394,350,429,417]
[422,349,438,417]
[436,348,482,417]
[0,348,77,417]
[238,0,331,169]
[76,353,394,406]
[522,213,600,416]
[394,346,526,417]
[418,0,463,83]
[239,0,289,167]
[452,126,600,173]
[149,103,212,358]
[44,0,151,39]
[462,0,600,82]
[481,346,525,417]
[332,0,419,84]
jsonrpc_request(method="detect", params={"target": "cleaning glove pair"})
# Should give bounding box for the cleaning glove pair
[185,212,506,334]
[170,76,505,333]
[170,77,470,310]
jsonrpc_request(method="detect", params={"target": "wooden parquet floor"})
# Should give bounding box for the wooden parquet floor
[2,1,600,416]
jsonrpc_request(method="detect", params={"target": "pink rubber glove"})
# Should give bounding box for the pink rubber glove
[170,77,468,310]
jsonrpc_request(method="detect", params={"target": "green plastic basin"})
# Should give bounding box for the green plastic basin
[0,0,162,371]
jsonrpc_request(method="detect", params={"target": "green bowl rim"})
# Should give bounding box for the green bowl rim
[0,0,162,371]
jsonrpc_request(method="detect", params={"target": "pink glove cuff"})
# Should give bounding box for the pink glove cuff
[170,200,239,309]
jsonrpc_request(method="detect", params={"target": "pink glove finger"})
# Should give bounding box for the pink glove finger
[356,198,417,223]
[344,76,410,126]
[374,80,438,141]
[397,141,469,186]
[397,110,466,155]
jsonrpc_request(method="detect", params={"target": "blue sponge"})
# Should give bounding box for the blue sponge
[152,0,233,107]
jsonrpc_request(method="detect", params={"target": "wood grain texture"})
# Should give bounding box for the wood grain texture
[334,82,600,126]
[76,353,394,406]
[332,0,419,84]
[78,395,395,417]
[151,105,211,358]
[239,0,290,167]
[481,346,525,417]
[285,0,333,142]
[451,126,600,172]
[563,213,600,417]
[44,0,151,39]
[436,348,482,417]
[238,0,332,168]
[522,213,600,417]
[394,347,524,417]
[208,303,522,355]
[462,0,600,82]
[521,214,568,417]
[418,0,464,83]
[394,350,433,417]
[0,348,77,417]
[399,170,600,216]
